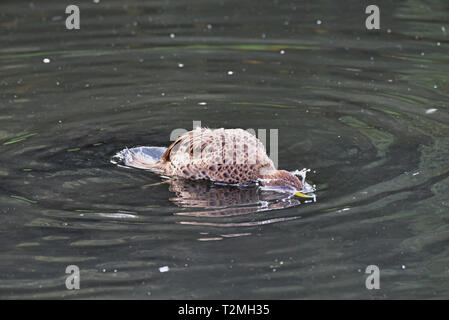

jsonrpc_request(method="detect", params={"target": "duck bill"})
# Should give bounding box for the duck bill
[294,191,317,202]
[294,191,309,198]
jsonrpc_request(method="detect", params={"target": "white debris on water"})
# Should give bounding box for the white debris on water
[426,108,438,114]
[43,58,50,63]
[159,266,170,273]
[97,212,138,219]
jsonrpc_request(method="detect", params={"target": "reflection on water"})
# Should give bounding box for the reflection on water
[1,0,449,299]
[167,178,303,238]
[168,177,302,219]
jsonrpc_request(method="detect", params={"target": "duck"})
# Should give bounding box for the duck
[122,127,306,195]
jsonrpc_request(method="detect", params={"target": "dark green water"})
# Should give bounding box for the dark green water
[1,0,449,299]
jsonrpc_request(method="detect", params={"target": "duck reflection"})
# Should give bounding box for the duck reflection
[165,177,302,218]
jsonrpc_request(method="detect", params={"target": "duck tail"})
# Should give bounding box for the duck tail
[112,146,167,172]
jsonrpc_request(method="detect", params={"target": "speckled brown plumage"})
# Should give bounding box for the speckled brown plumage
[152,128,302,191]
[155,128,274,184]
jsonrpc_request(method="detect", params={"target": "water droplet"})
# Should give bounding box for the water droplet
[437,42,441,46]
[169,33,175,38]
[316,19,322,25]
[280,50,285,55]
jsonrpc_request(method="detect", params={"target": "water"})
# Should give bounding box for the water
[1,0,448,299]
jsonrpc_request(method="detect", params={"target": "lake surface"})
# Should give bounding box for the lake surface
[1,0,448,299]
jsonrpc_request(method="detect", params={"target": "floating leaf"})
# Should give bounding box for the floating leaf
[3,133,37,145]
[10,195,37,204]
